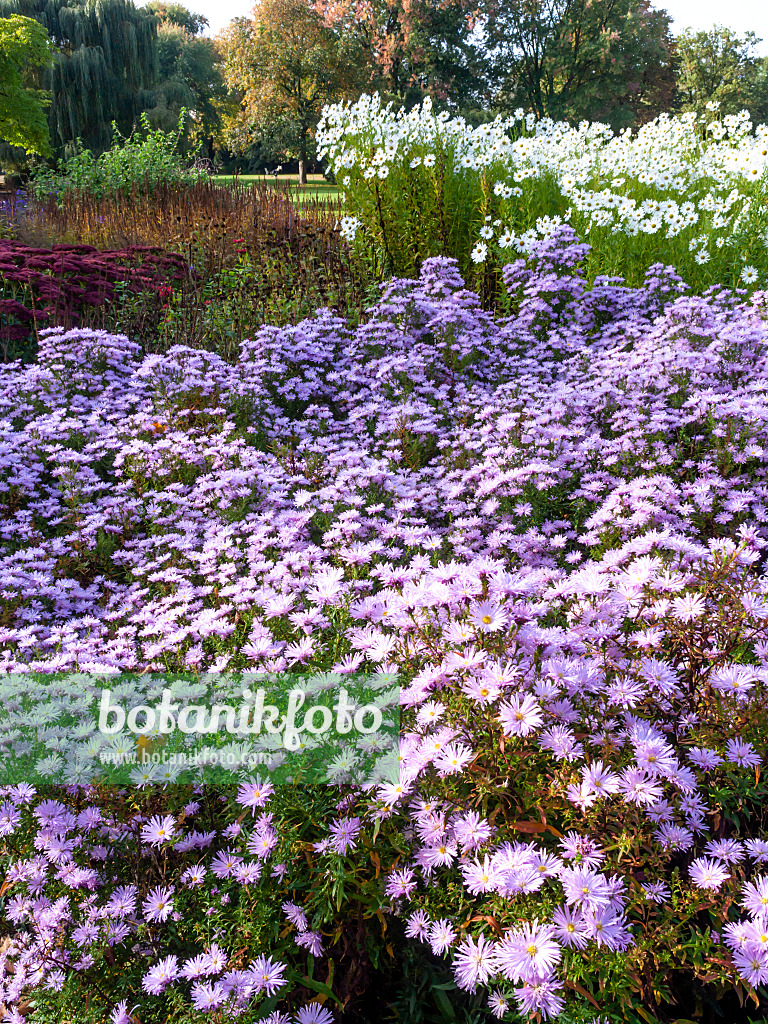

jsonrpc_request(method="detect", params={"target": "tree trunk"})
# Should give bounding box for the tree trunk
[298,158,307,186]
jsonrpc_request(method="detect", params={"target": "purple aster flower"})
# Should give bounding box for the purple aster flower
[741,876,768,916]
[583,906,631,949]
[105,885,137,917]
[512,978,565,1020]
[247,953,287,996]
[109,1000,133,1024]
[295,930,323,956]
[181,864,207,887]
[429,919,457,955]
[294,1004,335,1024]
[283,901,308,931]
[687,746,724,770]
[496,920,562,983]
[725,738,761,767]
[560,867,612,911]
[140,814,176,848]
[688,857,730,890]
[211,849,242,878]
[732,946,768,986]
[328,816,361,855]
[405,910,430,941]
[551,906,589,948]
[558,832,605,866]
[385,867,417,899]
[643,882,671,904]
[451,809,494,851]
[452,933,499,992]
[745,839,768,862]
[581,760,621,798]
[236,776,275,813]
[202,943,227,975]
[487,989,511,1018]
[497,694,544,737]
[190,980,227,1011]
[142,885,175,922]
[704,838,744,864]
[181,954,211,981]
[461,855,502,895]
[142,955,179,995]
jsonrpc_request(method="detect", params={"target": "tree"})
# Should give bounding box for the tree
[483,0,676,129]
[0,0,157,156]
[311,0,489,109]
[145,15,232,158]
[144,0,209,34]
[674,26,768,123]
[0,14,52,155]
[218,0,366,183]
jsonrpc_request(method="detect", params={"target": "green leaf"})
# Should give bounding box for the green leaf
[300,975,344,1009]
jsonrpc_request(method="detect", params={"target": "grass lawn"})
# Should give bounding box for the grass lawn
[212,173,342,206]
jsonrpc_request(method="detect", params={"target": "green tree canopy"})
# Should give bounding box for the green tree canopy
[145,14,231,157]
[218,0,368,182]
[144,0,208,35]
[0,0,157,156]
[484,0,676,129]
[0,13,53,155]
[310,0,489,109]
[674,26,768,124]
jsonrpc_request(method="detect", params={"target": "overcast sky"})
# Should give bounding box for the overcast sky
[137,0,768,56]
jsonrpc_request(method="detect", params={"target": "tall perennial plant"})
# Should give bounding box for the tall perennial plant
[317,94,768,303]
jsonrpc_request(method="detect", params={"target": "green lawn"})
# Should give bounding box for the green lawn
[212,173,342,206]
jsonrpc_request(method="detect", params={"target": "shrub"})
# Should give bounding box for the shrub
[13,179,379,357]
[29,110,208,202]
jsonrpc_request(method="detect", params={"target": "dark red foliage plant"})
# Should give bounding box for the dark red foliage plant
[0,240,188,360]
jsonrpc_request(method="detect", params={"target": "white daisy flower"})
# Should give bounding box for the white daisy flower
[741,265,759,284]
[470,242,488,264]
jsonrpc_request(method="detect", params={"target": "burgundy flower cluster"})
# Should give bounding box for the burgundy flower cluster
[0,241,187,349]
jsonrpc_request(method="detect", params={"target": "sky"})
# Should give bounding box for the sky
[138,0,768,55]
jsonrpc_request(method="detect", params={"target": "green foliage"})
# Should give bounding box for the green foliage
[145,16,232,154]
[485,0,677,130]
[0,0,157,157]
[311,0,490,109]
[144,0,209,35]
[674,26,768,124]
[218,0,369,181]
[29,109,208,200]
[0,13,52,155]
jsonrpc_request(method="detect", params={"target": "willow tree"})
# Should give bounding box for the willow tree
[146,16,232,160]
[0,0,157,156]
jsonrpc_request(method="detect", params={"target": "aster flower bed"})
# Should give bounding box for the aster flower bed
[318,94,768,303]
[2,228,768,1021]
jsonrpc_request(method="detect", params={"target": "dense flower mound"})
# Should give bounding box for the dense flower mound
[1,228,768,1020]
[317,93,768,293]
